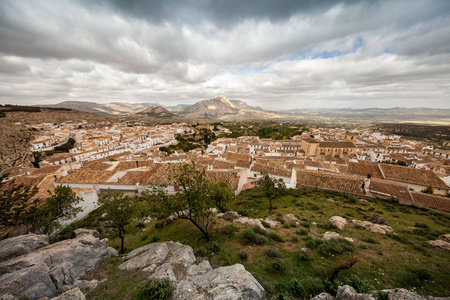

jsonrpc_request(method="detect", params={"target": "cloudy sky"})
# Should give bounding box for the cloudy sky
[0,0,449,110]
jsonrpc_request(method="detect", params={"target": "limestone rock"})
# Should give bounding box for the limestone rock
[283,214,298,223]
[0,229,112,299]
[119,242,265,299]
[172,264,265,300]
[379,288,432,300]
[311,292,334,300]
[260,218,281,228]
[437,234,450,244]
[425,239,450,250]
[352,220,394,234]
[336,285,375,300]
[329,216,347,231]
[73,279,99,293]
[322,231,353,243]
[50,287,86,300]
[0,234,49,261]
[233,217,265,230]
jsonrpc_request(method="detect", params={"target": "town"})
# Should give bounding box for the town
[3,120,449,225]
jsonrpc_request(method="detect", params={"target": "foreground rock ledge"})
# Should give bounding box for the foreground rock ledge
[0,229,117,299]
[118,241,266,300]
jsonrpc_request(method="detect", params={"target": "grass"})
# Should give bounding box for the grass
[61,188,450,299]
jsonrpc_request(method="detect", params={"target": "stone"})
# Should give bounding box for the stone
[336,285,375,300]
[7,226,28,239]
[0,294,18,300]
[437,234,450,244]
[311,292,334,300]
[172,264,265,300]
[118,242,265,299]
[322,231,353,243]
[329,216,347,231]
[283,214,298,223]
[0,229,112,299]
[73,279,99,293]
[233,217,265,230]
[379,288,431,300]
[352,220,394,235]
[425,239,450,250]
[0,234,49,261]
[260,218,281,228]
[73,229,99,238]
[50,287,86,300]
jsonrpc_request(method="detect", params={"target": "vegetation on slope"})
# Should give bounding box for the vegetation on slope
[59,188,450,299]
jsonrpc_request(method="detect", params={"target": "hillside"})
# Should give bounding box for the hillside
[41,101,159,116]
[60,188,450,299]
[124,105,186,123]
[0,107,111,173]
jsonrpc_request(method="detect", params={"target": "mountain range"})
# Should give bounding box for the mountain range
[39,97,450,124]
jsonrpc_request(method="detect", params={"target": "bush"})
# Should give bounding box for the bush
[134,278,174,300]
[255,234,269,245]
[267,259,288,275]
[267,231,284,242]
[291,236,299,243]
[344,275,371,293]
[302,276,324,297]
[288,220,297,228]
[241,228,257,244]
[362,236,377,244]
[219,224,238,237]
[154,220,166,229]
[261,220,271,228]
[289,278,304,297]
[414,222,430,228]
[296,229,308,235]
[305,238,325,249]
[282,222,290,229]
[265,247,281,258]
[317,238,354,257]
[238,250,248,261]
[295,249,311,261]
[252,226,267,236]
[194,242,220,257]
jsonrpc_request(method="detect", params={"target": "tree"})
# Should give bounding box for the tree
[257,171,286,213]
[30,185,82,235]
[98,190,136,253]
[209,181,233,213]
[142,163,223,242]
[0,173,39,228]
[421,184,435,195]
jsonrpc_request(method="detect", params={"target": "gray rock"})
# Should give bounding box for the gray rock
[233,217,265,230]
[0,293,18,300]
[260,218,281,228]
[173,264,265,300]
[0,234,49,261]
[437,234,450,244]
[50,287,86,300]
[336,285,375,300]
[73,279,99,293]
[311,292,334,300]
[425,240,450,250]
[352,220,394,234]
[379,288,432,300]
[322,231,353,243]
[0,229,112,299]
[329,216,347,231]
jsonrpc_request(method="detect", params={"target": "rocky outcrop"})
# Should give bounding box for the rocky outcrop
[233,217,265,230]
[426,234,450,250]
[322,231,353,243]
[352,220,394,234]
[50,287,86,300]
[0,229,116,299]
[0,234,49,261]
[329,216,347,231]
[119,242,265,299]
[310,286,435,300]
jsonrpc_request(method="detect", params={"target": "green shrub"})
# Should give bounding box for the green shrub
[267,259,288,275]
[288,220,297,228]
[255,234,269,245]
[305,238,325,249]
[265,247,281,258]
[344,275,371,293]
[133,278,174,300]
[377,292,389,300]
[317,238,353,257]
[291,236,299,243]
[282,222,290,229]
[237,210,248,217]
[194,242,220,257]
[386,233,412,244]
[302,276,324,297]
[154,220,166,229]
[289,278,304,297]
[261,220,271,228]
[295,250,311,261]
[296,229,308,235]
[267,231,284,242]
[362,236,377,244]
[241,228,257,244]
[219,224,238,237]
[414,222,430,228]
[238,250,248,261]
[252,226,267,236]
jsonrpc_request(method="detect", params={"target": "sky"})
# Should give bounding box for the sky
[0,0,449,110]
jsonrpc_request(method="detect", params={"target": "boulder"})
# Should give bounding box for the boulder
[378,288,433,300]
[311,292,334,300]
[173,264,265,300]
[437,234,450,244]
[425,239,450,251]
[283,214,298,223]
[322,231,353,243]
[260,218,281,228]
[336,285,375,300]
[0,234,49,261]
[0,229,113,299]
[352,220,394,234]
[329,216,347,231]
[119,242,265,299]
[233,217,265,230]
[49,287,86,300]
